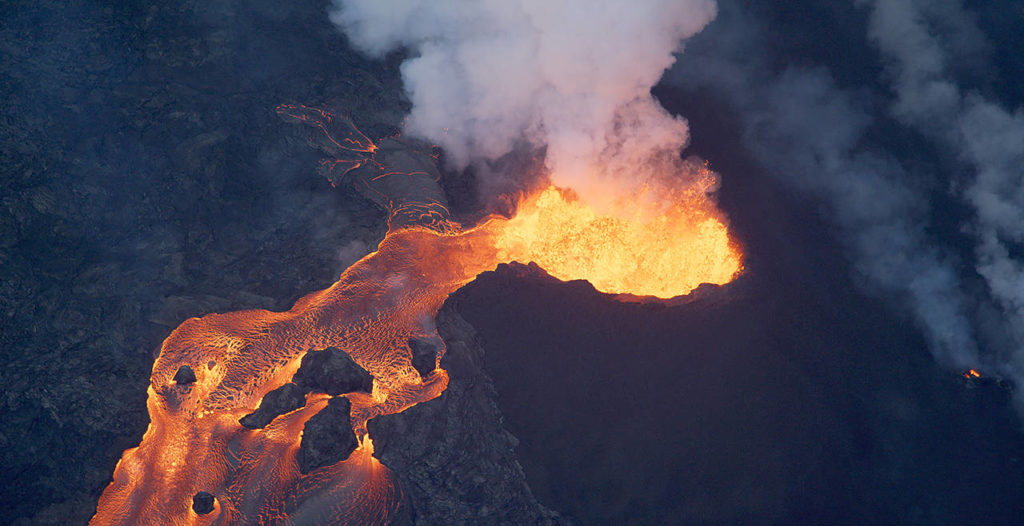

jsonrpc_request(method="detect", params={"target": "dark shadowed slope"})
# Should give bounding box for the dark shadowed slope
[451,84,1024,524]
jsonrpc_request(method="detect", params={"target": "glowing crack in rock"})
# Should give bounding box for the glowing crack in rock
[92,108,741,525]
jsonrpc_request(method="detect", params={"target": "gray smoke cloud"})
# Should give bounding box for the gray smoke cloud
[327,0,1024,409]
[861,0,1024,402]
[667,7,978,369]
[329,0,718,208]
[672,0,1024,409]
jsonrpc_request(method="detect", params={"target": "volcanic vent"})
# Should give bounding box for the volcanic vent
[91,101,741,524]
[91,0,745,521]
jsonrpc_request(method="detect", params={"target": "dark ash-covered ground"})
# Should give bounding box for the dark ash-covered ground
[451,83,1024,521]
[2,0,1023,525]
[1,1,397,522]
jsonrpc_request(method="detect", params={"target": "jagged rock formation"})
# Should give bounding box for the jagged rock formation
[367,306,570,525]
[172,365,196,385]
[298,397,359,475]
[408,336,442,378]
[238,382,306,429]
[291,347,374,396]
[191,491,215,515]
[239,347,375,429]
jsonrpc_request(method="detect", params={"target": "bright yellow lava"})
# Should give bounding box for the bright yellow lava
[492,185,742,298]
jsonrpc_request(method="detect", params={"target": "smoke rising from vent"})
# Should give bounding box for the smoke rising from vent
[669,31,978,369]
[329,0,718,207]
[861,0,1024,406]
[672,0,1024,410]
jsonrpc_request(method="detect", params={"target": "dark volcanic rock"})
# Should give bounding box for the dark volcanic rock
[0,1,402,523]
[367,306,567,525]
[408,336,442,378]
[238,382,306,429]
[240,348,375,430]
[192,492,215,515]
[292,347,374,395]
[279,106,452,231]
[172,365,196,385]
[298,396,358,474]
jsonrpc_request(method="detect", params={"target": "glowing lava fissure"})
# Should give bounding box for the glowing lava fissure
[92,108,742,525]
[495,184,742,299]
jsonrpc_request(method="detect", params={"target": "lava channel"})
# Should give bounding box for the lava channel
[92,107,741,525]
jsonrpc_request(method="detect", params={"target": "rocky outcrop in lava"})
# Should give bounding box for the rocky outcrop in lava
[191,492,215,515]
[298,396,359,475]
[408,336,442,378]
[238,347,374,429]
[172,365,196,385]
[238,382,306,429]
[292,346,375,396]
[367,306,569,525]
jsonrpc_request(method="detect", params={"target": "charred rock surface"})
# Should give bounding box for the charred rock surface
[172,365,196,385]
[0,1,401,522]
[408,336,442,378]
[298,396,358,475]
[191,491,215,515]
[291,346,374,396]
[239,347,374,429]
[367,306,569,525]
[238,382,307,430]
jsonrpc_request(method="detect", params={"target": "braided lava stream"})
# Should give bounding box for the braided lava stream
[91,111,741,525]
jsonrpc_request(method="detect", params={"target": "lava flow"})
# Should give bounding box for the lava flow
[92,108,741,525]
[92,226,500,525]
[494,182,741,298]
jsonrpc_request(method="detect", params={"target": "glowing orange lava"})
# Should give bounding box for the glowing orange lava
[92,227,498,525]
[92,110,743,524]
[491,184,742,298]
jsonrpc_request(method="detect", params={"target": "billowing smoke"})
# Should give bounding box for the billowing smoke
[671,1,1024,409]
[861,0,1024,401]
[328,0,1024,410]
[328,0,718,209]
[667,6,978,368]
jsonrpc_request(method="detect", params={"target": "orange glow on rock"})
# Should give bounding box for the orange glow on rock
[91,227,497,525]
[491,183,742,298]
[93,109,744,524]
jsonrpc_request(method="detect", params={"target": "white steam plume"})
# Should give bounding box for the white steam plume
[862,0,1024,403]
[329,0,718,207]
